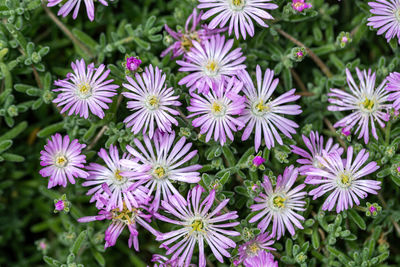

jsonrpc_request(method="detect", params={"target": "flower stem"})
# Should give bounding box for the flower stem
[385,120,392,146]
[276,28,333,78]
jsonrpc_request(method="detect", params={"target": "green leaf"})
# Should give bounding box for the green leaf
[0,140,12,153]
[390,175,400,187]
[43,256,61,267]
[37,122,64,138]
[311,228,320,249]
[91,249,106,267]
[282,67,292,90]
[222,146,235,166]
[347,209,366,230]
[0,121,27,142]
[70,230,87,255]
[2,153,24,162]
[73,28,99,49]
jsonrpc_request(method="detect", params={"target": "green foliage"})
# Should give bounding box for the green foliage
[1,0,400,266]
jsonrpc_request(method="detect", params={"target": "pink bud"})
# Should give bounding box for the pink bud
[126,57,142,71]
[55,200,65,211]
[253,156,265,167]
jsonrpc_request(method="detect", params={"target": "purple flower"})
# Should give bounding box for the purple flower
[234,233,275,266]
[291,131,343,182]
[122,64,181,138]
[244,250,278,267]
[341,128,351,136]
[305,146,381,213]
[120,131,202,211]
[53,59,118,119]
[39,133,88,188]
[126,57,142,72]
[249,165,306,239]
[177,34,246,94]
[54,200,65,211]
[292,0,312,12]
[367,0,400,44]
[78,201,159,251]
[187,77,246,146]
[155,185,240,267]
[161,8,225,59]
[239,66,302,151]
[386,72,400,110]
[83,145,151,211]
[328,68,390,144]
[253,156,266,167]
[198,0,278,40]
[47,0,110,21]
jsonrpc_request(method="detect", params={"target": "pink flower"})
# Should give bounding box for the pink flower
[54,200,65,211]
[126,57,142,72]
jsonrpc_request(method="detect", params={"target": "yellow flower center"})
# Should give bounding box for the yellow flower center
[339,173,352,187]
[112,205,137,225]
[115,170,123,181]
[153,166,166,179]
[55,156,67,167]
[294,2,303,8]
[211,101,225,116]
[78,83,91,95]
[191,219,204,232]
[205,60,219,74]
[255,100,270,113]
[273,196,286,208]
[362,98,375,111]
[147,95,159,109]
[233,0,244,6]
[248,243,260,255]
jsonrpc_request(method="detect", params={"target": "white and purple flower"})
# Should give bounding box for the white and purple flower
[122,65,181,139]
[53,59,118,119]
[39,133,88,188]
[187,77,246,146]
[249,165,307,239]
[155,185,240,267]
[239,66,302,151]
[305,146,381,213]
[177,34,246,94]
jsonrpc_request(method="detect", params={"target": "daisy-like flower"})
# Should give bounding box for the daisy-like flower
[122,64,181,139]
[249,165,306,239]
[162,8,225,59]
[328,68,390,144]
[177,34,246,94]
[290,131,343,182]
[187,77,246,145]
[78,200,159,251]
[151,254,197,267]
[198,0,278,40]
[305,146,381,213]
[386,72,400,110]
[47,0,111,21]
[120,131,202,211]
[39,133,88,188]
[155,185,240,267]
[82,145,151,211]
[234,233,275,266]
[367,0,400,44]
[239,66,302,151]
[53,59,118,119]
[243,250,278,267]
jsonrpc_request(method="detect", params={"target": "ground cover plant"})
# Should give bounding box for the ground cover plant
[1,0,400,266]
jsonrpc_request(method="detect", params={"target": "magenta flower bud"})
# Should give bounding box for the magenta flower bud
[39,241,47,250]
[253,156,265,167]
[341,36,348,43]
[126,57,142,72]
[54,200,65,211]
[296,51,304,58]
[397,166,400,172]
[251,184,259,191]
[292,0,312,12]
[342,127,351,137]
[369,205,377,213]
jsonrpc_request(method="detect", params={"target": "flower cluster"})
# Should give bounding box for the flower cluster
[37,3,399,266]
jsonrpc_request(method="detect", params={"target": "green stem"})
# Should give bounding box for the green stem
[385,120,392,146]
